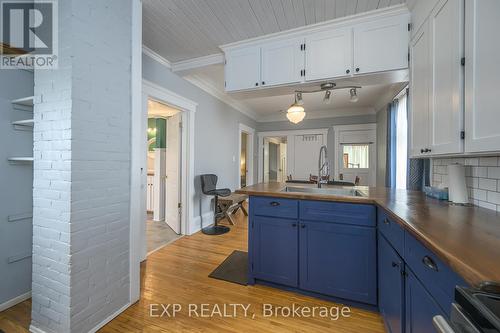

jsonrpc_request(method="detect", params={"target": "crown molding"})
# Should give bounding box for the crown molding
[183,74,259,121]
[142,45,171,69]
[220,4,409,51]
[172,53,224,73]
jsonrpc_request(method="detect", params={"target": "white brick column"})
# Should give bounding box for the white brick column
[32,1,132,332]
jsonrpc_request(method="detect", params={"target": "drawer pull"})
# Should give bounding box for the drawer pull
[300,224,306,229]
[292,223,297,227]
[392,261,400,268]
[383,218,390,225]
[422,256,439,272]
[269,201,280,207]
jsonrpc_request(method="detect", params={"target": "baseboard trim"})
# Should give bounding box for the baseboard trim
[190,212,214,235]
[29,324,53,333]
[88,302,131,333]
[0,291,31,312]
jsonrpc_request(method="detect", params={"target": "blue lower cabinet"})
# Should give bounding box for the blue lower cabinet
[299,220,377,305]
[405,269,445,333]
[378,233,404,333]
[252,215,298,287]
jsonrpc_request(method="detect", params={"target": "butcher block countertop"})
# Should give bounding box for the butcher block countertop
[236,182,500,288]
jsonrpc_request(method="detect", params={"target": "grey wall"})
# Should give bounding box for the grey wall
[0,70,33,308]
[376,108,388,187]
[143,54,259,222]
[257,115,377,180]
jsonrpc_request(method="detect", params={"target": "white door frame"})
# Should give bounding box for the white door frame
[238,123,255,187]
[332,124,377,186]
[130,78,197,303]
[258,129,329,182]
[130,0,142,304]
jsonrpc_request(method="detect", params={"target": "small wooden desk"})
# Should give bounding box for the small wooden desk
[218,193,248,225]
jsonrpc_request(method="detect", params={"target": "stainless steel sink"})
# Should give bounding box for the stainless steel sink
[281,186,366,197]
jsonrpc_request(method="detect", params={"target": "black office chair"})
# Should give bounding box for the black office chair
[200,174,231,235]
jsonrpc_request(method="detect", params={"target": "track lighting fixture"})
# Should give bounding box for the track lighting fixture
[285,83,361,124]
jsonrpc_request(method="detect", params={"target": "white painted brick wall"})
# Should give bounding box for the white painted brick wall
[32,1,132,332]
[432,156,500,212]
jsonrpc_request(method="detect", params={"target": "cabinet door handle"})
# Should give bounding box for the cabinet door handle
[262,81,265,85]
[300,224,306,228]
[255,82,259,86]
[392,261,400,268]
[421,149,425,153]
[292,223,297,227]
[384,218,390,225]
[269,201,280,207]
[346,69,350,74]
[422,255,439,272]
[355,67,360,72]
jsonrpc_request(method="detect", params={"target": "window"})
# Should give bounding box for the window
[343,145,369,168]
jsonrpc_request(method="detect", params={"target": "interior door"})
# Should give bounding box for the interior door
[165,113,181,234]
[353,15,409,74]
[261,37,304,86]
[409,23,431,157]
[464,0,500,153]
[429,0,464,155]
[305,28,352,81]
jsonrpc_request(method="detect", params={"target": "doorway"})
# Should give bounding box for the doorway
[333,124,377,186]
[238,124,255,187]
[146,99,182,254]
[263,136,287,182]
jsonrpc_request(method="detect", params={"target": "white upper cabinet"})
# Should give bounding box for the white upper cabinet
[409,23,431,158]
[225,46,261,91]
[222,8,410,92]
[428,0,463,155]
[464,0,500,153]
[353,15,410,75]
[261,38,304,87]
[305,28,352,81]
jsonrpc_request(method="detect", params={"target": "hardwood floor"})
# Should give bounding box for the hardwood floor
[0,209,386,333]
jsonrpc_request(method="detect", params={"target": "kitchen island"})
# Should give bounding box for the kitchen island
[236,182,500,333]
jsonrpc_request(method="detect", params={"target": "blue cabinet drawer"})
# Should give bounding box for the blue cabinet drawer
[251,196,298,219]
[404,232,467,316]
[378,209,405,256]
[300,200,376,227]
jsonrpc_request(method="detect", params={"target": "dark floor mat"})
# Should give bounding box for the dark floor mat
[209,250,248,286]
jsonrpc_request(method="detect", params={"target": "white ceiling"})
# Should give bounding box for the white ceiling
[143,0,407,62]
[147,99,180,117]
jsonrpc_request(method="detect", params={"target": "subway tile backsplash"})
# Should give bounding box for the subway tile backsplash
[432,156,500,212]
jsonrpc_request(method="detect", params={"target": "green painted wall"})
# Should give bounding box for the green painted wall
[147,117,166,151]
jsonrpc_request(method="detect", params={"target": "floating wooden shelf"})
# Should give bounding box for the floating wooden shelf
[12,119,34,128]
[12,96,34,107]
[7,157,34,163]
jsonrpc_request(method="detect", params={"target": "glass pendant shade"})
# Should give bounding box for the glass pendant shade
[286,103,306,124]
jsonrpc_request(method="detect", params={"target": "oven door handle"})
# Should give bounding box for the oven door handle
[433,315,456,333]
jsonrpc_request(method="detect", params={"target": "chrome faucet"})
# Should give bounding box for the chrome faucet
[318,145,329,188]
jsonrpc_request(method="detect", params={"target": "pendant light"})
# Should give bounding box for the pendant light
[286,92,306,124]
